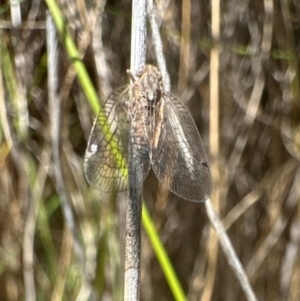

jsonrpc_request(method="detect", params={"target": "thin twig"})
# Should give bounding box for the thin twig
[205,2,258,300]
[92,0,112,99]
[10,0,22,27]
[130,0,147,74]
[22,167,36,301]
[203,0,221,298]
[246,166,300,279]
[147,0,170,92]
[23,147,52,301]
[205,200,258,301]
[46,13,96,301]
[227,0,273,187]
[124,1,147,300]
[177,0,191,94]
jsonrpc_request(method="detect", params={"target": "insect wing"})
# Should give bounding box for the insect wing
[152,93,212,202]
[84,87,130,192]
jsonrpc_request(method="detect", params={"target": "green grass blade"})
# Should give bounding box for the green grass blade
[142,206,187,301]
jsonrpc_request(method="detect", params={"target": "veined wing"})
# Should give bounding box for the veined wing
[84,86,130,192]
[152,93,212,202]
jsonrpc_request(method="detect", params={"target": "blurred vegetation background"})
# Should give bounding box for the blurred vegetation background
[0,0,300,300]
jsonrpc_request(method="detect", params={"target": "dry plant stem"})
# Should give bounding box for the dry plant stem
[0,69,14,150]
[23,181,36,301]
[246,165,300,279]
[10,0,21,27]
[59,0,103,112]
[147,0,170,92]
[205,200,258,301]
[205,2,257,300]
[92,0,112,99]
[130,0,147,74]
[14,25,34,301]
[222,190,262,230]
[64,142,98,293]
[12,34,29,141]
[202,0,220,299]
[60,16,91,106]
[23,149,51,301]
[178,0,190,94]
[124,0,147,300]
[124,159,143,301]
[46,14,95,301]
[227,0,273,187]
[187,227,209,299]
[279,212,300,301]
[0,20,46,28]
[280,0,299,123]
[50,228,73,301]
[280,0,300,160]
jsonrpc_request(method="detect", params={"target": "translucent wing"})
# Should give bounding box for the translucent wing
[84,87,130,192]
[84,86,151,192]
[152,93,212,202]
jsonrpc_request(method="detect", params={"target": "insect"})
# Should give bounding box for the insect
[84,65,211,202]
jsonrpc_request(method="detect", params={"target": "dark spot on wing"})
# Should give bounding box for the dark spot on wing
[201,161,209,168]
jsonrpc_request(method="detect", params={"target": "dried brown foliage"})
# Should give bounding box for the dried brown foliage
[0,0,300,300]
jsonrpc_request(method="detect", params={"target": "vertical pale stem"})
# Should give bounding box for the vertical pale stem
[205,2,258,301]
[147,0,170,92]
[203,0,220,300]
[124,0,147,300]
[124,159,143,301]
[178,0,191,94]
[47,12,92,301]
[130,0,147,74]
